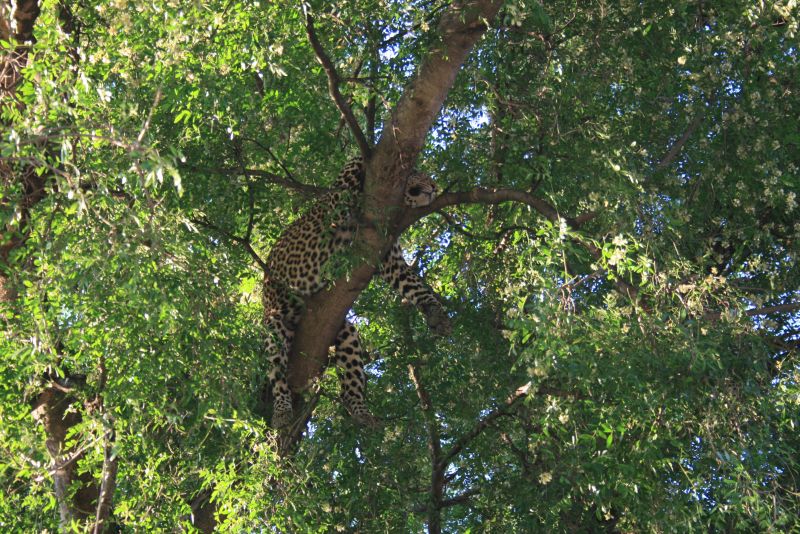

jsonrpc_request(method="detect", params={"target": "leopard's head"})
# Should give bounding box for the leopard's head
[404,171,438,208]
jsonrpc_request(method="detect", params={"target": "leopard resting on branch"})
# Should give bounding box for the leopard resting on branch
[263,156,451,428]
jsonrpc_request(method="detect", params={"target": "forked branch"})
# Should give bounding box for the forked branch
[304,7,372,158]
[399,187,641,302]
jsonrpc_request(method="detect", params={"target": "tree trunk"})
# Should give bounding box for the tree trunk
[288,0,505,399]
[30,387,99,526]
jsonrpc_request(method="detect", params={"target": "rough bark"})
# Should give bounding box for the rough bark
[288,0,504,394]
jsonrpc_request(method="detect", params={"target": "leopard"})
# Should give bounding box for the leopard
[262,156,450,428]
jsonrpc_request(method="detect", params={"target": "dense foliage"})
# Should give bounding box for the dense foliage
[1,1,798,532]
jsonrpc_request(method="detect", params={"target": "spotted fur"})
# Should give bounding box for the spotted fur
[263,157,448,427]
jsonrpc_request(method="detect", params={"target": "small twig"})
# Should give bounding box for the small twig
[239,135,296,183]
[442,212,541,242]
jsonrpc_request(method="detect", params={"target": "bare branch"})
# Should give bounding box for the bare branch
[704,302,800,322]
[744,302,800,317]
[183,165,325,197]
[238,135,298,184]
[192,217,269,272]
[304,8,371,158]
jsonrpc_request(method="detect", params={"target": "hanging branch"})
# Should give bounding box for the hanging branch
[304,7,372,158]
[238,135,298,184]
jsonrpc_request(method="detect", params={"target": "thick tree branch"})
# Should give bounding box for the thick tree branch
[372,1,504,166]
[304,8,371,158]
[30,385,98,528]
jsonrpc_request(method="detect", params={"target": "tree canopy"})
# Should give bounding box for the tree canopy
[1,1,799,532]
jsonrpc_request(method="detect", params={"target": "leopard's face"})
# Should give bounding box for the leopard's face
[404,171,438,208]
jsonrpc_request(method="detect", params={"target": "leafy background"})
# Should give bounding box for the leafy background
[1,0,798,531]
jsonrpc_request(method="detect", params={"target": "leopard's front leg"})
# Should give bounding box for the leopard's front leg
[380,243,451,335]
